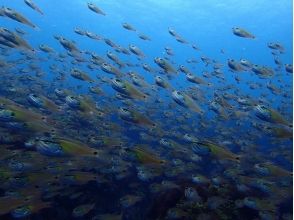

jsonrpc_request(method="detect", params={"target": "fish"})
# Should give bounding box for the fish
[39,44,54,53]
[172,90,203,114]
[100,62,123,76]
[138,33,151,41]
[267,42,285,53]
[118,107,156,128]
[227,59,245,72]
[285,64,293,73]
[74,27,86,35]
[192,141,240,162]
[154,57,177,75]
[120,195,142,208]
[252,65,274,78]
[0,27,34,51]
[155,76,172,90]
[70,68,94,83]
[232,27,255,39]
[122,22,136,31]
[72,203,95,217]
[24,0,44,15]
[112,78,148,100]
[254,162,292,177]
[131,146,166,165]
[87,3,106,16]
[85,31,102,40]
[106,51,125,68]
[129,44,145,58]
[1,7,37,28]
[54,36,81,55]
[254,105,291,127]
[185,72,207,85]
[0,2,291,219]
[27,93,60,112]
[37,137,99,157]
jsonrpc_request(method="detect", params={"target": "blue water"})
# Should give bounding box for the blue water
[0,0,293,219]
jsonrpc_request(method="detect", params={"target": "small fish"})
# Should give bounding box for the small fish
[2,7,37,28]
[39,44,54,53]
[142,63,154,73]
[0,27,34,51]
[165,46,174,56]
[24,0,44,15]
[138,33,151,41]
[120,195,142,208]
[192,141,240,162]
[106,51,125,68]
[70,68,94,83]
[254,162,292,177]
[240,58,253,68]
[132,146,166,165]
[100,62,123,76]
[118,107,155,128]
[155,76,172,90]
[172,90,203,114]
[112,78,148,100]
[27,93,60,112]
[285,64,293,73]
[243,197,276,212]
[227,59,245,72]
[72,203,95,218]
[129,44,145,58]
[232,27,255,39]
[87,3,106,16]
[267,42,285,53]
[254,105,291,127]
[252,65,274,78]
[154,57,177,75]
[85,31,102,40]
[122,23,136,31]
[186,72,206,85]
[55,36,80,54]
[168,27,178,37]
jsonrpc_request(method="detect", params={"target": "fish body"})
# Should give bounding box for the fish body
[87,3,106,15]
[2,7,37,28]
[172,90,203,114]
[24,0,44,15]
[232,27,255,39]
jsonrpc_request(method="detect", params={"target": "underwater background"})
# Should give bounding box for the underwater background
[0,0,292,219]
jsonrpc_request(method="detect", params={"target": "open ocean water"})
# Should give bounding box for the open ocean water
[0,0,292,219]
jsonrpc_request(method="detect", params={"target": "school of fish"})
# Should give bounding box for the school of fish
[0,1,292,220]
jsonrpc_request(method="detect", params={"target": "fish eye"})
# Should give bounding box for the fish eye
[93,151,98,155]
